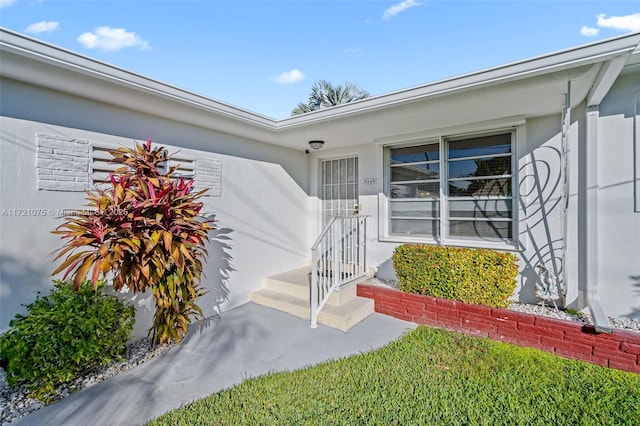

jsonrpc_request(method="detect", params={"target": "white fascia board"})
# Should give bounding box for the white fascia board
[0,29,277,131]
[277,32,640,130]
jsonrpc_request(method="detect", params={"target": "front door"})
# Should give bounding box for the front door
[320,156,359,225]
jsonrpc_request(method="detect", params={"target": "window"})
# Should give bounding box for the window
[389,141,440,237]
[91,143,195,185]
[387,131,515,246]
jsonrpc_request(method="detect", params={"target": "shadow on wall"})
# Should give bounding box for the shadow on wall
[627,275,640,322]
[0,254,52,331]
[374,145,566,305]
[375,258,397,282]
[518,144,566,305]
[204,227,234,313]
[184,226,235,339]
[110,226,236,339]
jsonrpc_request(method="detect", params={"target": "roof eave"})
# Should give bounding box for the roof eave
[276,31,640,130]
[0,28,278,132]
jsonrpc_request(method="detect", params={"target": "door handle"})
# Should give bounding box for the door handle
[354,204,360,215]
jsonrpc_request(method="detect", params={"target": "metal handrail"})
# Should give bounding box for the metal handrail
[311,217,337,251]
[310,215,369,328]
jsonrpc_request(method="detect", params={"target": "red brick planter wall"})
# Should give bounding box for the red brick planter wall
[357,284,640,374]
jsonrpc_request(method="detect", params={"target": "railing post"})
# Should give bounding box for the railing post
[332,220,340,292]
[310,249,318,328]
[309,216,370,328]
[363,216,368,274]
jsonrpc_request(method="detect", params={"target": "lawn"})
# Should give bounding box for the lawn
[150,326,639,425]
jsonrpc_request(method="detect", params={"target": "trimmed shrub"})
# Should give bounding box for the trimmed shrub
[0,280,135,402]
[392,244,518,308]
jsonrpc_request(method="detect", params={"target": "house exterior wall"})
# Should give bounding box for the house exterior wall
[307,67,639,322]
[2,32,638,338]
[0,79,311,337]
[595,68,640,320]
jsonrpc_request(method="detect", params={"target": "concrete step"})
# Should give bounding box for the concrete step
[263,266,311,300]
[263,266,368,307]
[249,288,310,320]
[250,266,375,331]
[317,297,375,332]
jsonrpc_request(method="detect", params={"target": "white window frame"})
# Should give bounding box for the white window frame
[381,127,520,251]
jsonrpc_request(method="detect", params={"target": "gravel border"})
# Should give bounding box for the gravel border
[0,338,173,425]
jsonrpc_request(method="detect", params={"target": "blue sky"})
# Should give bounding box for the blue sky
[1,1,639,119]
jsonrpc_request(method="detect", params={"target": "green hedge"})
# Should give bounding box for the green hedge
[0,280,135,402]
[392,244,518,308]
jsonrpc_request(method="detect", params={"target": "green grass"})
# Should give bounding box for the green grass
[149,327,640,426]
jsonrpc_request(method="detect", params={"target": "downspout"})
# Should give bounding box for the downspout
[560,83,570,309]
[580,53,633,333]
[585,105,612,333]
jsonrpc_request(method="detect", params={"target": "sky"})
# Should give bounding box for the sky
[1,0,639,119]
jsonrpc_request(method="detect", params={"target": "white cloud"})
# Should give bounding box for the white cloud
[343,47,362,53]
[0,0,15,9]
[273,69,305,84]
[77,26,150,52]
[382,0,424,21]
[596,13,640,32]
[25,21,60,34]
[580,26,599,37]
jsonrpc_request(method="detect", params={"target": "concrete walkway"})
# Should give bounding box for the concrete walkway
[15,302,416,426]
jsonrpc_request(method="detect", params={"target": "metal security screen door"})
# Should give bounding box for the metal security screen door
[320,157,359,225]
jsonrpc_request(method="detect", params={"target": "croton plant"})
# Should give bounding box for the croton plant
[52,139,213,344]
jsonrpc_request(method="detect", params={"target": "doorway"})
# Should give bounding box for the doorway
[320,156,359,226]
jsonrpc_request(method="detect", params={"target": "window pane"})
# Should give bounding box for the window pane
[332,161,340,183]
[391,144,439,164]
[391,182,439,199]
[448,178,511,197]
[347,184,355,200]
[347,157,357,183]
[332,185,339,200]
[448,199,512,219]
[449,220,512,240]
[391,163,440,182]
[391,219,440,237]
[323,162,331,185]
[321,186,329,201]
[391,201,440,218]
[448,133,511,159]
[448,156,511,179]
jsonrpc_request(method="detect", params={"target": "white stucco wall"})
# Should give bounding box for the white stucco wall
[0,79,311,337]
[306,69,639,322]
[307,119,568,298]
[595,68,640,320]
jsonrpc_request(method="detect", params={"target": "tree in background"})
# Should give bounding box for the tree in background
[292,79,370,115]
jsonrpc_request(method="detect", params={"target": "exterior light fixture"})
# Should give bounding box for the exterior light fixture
[308,140,325,150]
